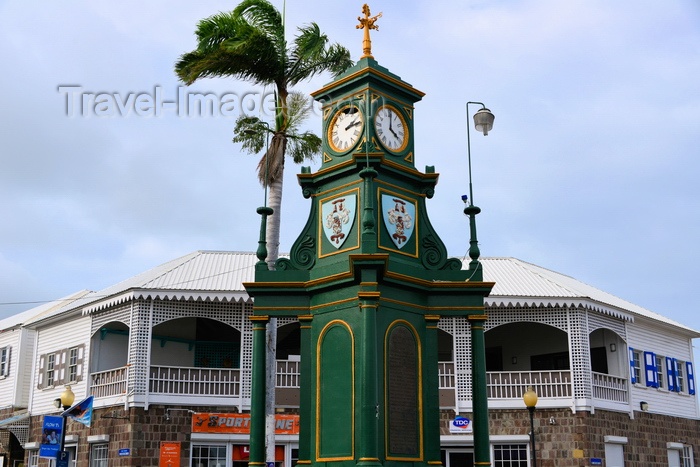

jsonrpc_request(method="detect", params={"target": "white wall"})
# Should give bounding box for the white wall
[0,328,22,408]
[626,318,699,418]
[29,315,91,415]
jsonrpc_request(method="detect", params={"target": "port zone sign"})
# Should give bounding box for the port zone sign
[191,413,299,434]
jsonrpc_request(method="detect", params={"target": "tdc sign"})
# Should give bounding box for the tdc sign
[449,416,473,433]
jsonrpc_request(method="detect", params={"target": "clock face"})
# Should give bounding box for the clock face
[328,105,364,153]
[374,105,408,153]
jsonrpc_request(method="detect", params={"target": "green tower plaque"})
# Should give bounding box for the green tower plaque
[245,6,494,467]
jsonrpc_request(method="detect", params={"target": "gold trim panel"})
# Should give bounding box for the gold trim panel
[358,291,381,299]
[468,314,488,321]
[249,315,269,322]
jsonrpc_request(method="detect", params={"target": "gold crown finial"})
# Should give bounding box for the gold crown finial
[356,4,382,59]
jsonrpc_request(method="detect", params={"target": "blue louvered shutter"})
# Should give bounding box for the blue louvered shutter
[666,357,677,392]
[686,362,695,395]
[644,351,658,388]
[629,347,637,384]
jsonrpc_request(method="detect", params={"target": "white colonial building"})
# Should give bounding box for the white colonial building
[0,251,697,467]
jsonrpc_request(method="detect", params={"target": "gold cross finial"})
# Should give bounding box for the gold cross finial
[356,4,382,59]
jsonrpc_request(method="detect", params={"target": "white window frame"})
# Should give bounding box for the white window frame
[682,445,694,467]
[492,443,528,467]
[68,347,79,383]
[27,450,39,467]
[89,443,109,467]
[192,443,229,467]
[655,354,665,389]
[676,360,686,393]
[0,347,8,377]
[46,353,57,387]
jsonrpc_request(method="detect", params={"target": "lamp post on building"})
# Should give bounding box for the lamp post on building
[523,386,538,467]
[52,385,75,460]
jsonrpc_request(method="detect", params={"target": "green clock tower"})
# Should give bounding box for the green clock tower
[245,5,494,467]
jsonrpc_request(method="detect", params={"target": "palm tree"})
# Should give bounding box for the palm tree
[175,2,352,464]
[175,0,352,264]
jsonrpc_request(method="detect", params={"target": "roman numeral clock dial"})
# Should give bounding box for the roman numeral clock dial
[374,105,409,153]
[328,105,364,153]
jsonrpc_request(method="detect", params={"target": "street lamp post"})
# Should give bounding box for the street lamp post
[53,385,75,457]
[523,386,538,467]
[463,102,495,467]
[463,102,495,274]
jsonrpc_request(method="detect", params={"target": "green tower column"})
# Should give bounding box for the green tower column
[424,315,442,466]
[469,315,490,467]
[357,289,381,467]
[297,315,314,466]
[250,315,269,467]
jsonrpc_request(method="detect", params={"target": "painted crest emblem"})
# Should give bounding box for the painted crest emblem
[382,194,415,249]
[321,194,357,248]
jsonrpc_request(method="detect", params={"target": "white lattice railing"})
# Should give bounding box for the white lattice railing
[149,366,241,396]
[90,366,128,398]
[276,360,301,388]
[592,371,628,402]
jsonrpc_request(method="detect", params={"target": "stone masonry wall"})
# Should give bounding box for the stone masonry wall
[442,408,700,467]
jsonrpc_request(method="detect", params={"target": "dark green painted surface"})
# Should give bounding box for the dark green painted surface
[319,323,354,459]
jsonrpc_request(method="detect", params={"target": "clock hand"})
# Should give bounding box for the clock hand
[345,119,361,131]
[388,115,399,139]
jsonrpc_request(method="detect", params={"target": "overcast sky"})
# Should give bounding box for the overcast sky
[1,0,699,352]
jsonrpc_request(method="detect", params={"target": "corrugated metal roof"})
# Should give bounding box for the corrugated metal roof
[1,290,91,330]
[19,251,696,336]
[480,257,699,335]
[80,251,257,314]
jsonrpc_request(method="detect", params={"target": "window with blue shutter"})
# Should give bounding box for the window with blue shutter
[644,351,658,388]
[666,356,677,392]
[629,347,637,384]
[686,362,695,395]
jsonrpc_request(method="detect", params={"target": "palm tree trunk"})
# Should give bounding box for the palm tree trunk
[265,173,284,268]
[265,317,277,466]
[264,166,284,466]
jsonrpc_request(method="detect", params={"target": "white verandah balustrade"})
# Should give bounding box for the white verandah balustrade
[88,361,628,405]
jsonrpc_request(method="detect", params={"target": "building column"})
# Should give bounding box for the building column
[297,315,313,466]
[425,315,442,466]
[249,316,269,467]
[469,314,490,467]
[357,291,381,467]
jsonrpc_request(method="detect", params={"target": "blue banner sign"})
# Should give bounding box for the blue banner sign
[39,416,64,459]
